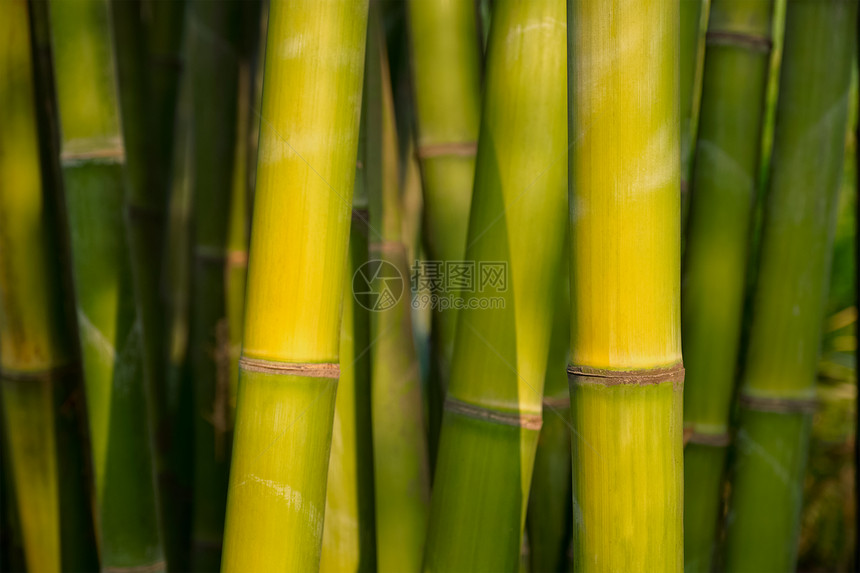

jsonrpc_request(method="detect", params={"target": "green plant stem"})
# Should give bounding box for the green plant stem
[365,5,431,570]
[567,0,683,569]
[0,8,101,571]
[526,269,572,573]
[408,0,481,469]
[681,1,774,569]
[680,0,709,204]
[49,0,166,568]
[186,0,248,568]
[319,69,376,573]
[423,0,567,570]
[723,1,857,570]
[220,1,369,569]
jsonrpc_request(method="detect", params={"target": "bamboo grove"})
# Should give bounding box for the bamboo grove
[0,0,857,572]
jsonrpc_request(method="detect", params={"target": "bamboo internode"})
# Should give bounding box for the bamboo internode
[221,1,369,570]
[568,0,683,569]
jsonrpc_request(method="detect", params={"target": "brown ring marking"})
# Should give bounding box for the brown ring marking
[239,356,340,379]
[444,396,542,430]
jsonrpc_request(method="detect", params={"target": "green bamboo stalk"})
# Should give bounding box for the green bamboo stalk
[186,0,247,568]
[109,4,181,568]
[220,0,369,569]
[320,77,376,573]
[365,6,431,570]
[525,267,572,573]
[147,0,186,200]
[0,407,27,573]
[567,0,682,570]
[723,1,857,570]
[681,1,774,570]
[408,0,481,468]
[680,0,709,195]
[162,64,196,573]
[423,0,567,569]
[0,5,100,571]
[48,0,166,568]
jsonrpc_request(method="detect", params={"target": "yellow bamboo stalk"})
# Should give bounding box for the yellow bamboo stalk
[220,1,369,570]
[567,0,683,570]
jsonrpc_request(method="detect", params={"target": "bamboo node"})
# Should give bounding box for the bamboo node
[0,363,78,383]
[683,427,731,447]
[541,395,570,410]
[60,137,126,163]
[103,560,167,573]
[706,30,772,53]
[416,141,478,159]
[193,245,249,267]
[369,240,407,257]
[567,363,685,388]
[444,396,542,430]
[738,392,817,414]
[239,356,340,379]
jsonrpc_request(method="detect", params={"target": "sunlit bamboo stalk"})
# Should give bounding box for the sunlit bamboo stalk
[220,0,370,569]
[567,0,683,569]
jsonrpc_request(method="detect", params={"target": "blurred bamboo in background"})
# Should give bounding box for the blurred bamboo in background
[680,0,709,220]
[525,262,572,573]
[365,5,431,570]
[681,0,774,569]
[0,2,99,570]
[407,0,482,468]
[724,1,857,570]
[49,0,166,568]
[319,111,376,571]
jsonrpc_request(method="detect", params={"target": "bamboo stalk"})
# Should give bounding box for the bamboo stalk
[0,2,100,572]
[48,0,166,568]
[681,1,774,570]
[567,0,682,570]
[161,64,196,573]
[723,1,857,570]
[364,6,431,570]
[423,0,567,569]
[220,0,369,569]
[407,0,481,468]
[525,267,572,573]
[186,0,246,567]
[680,0,709,200]
[320,75,376,573]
